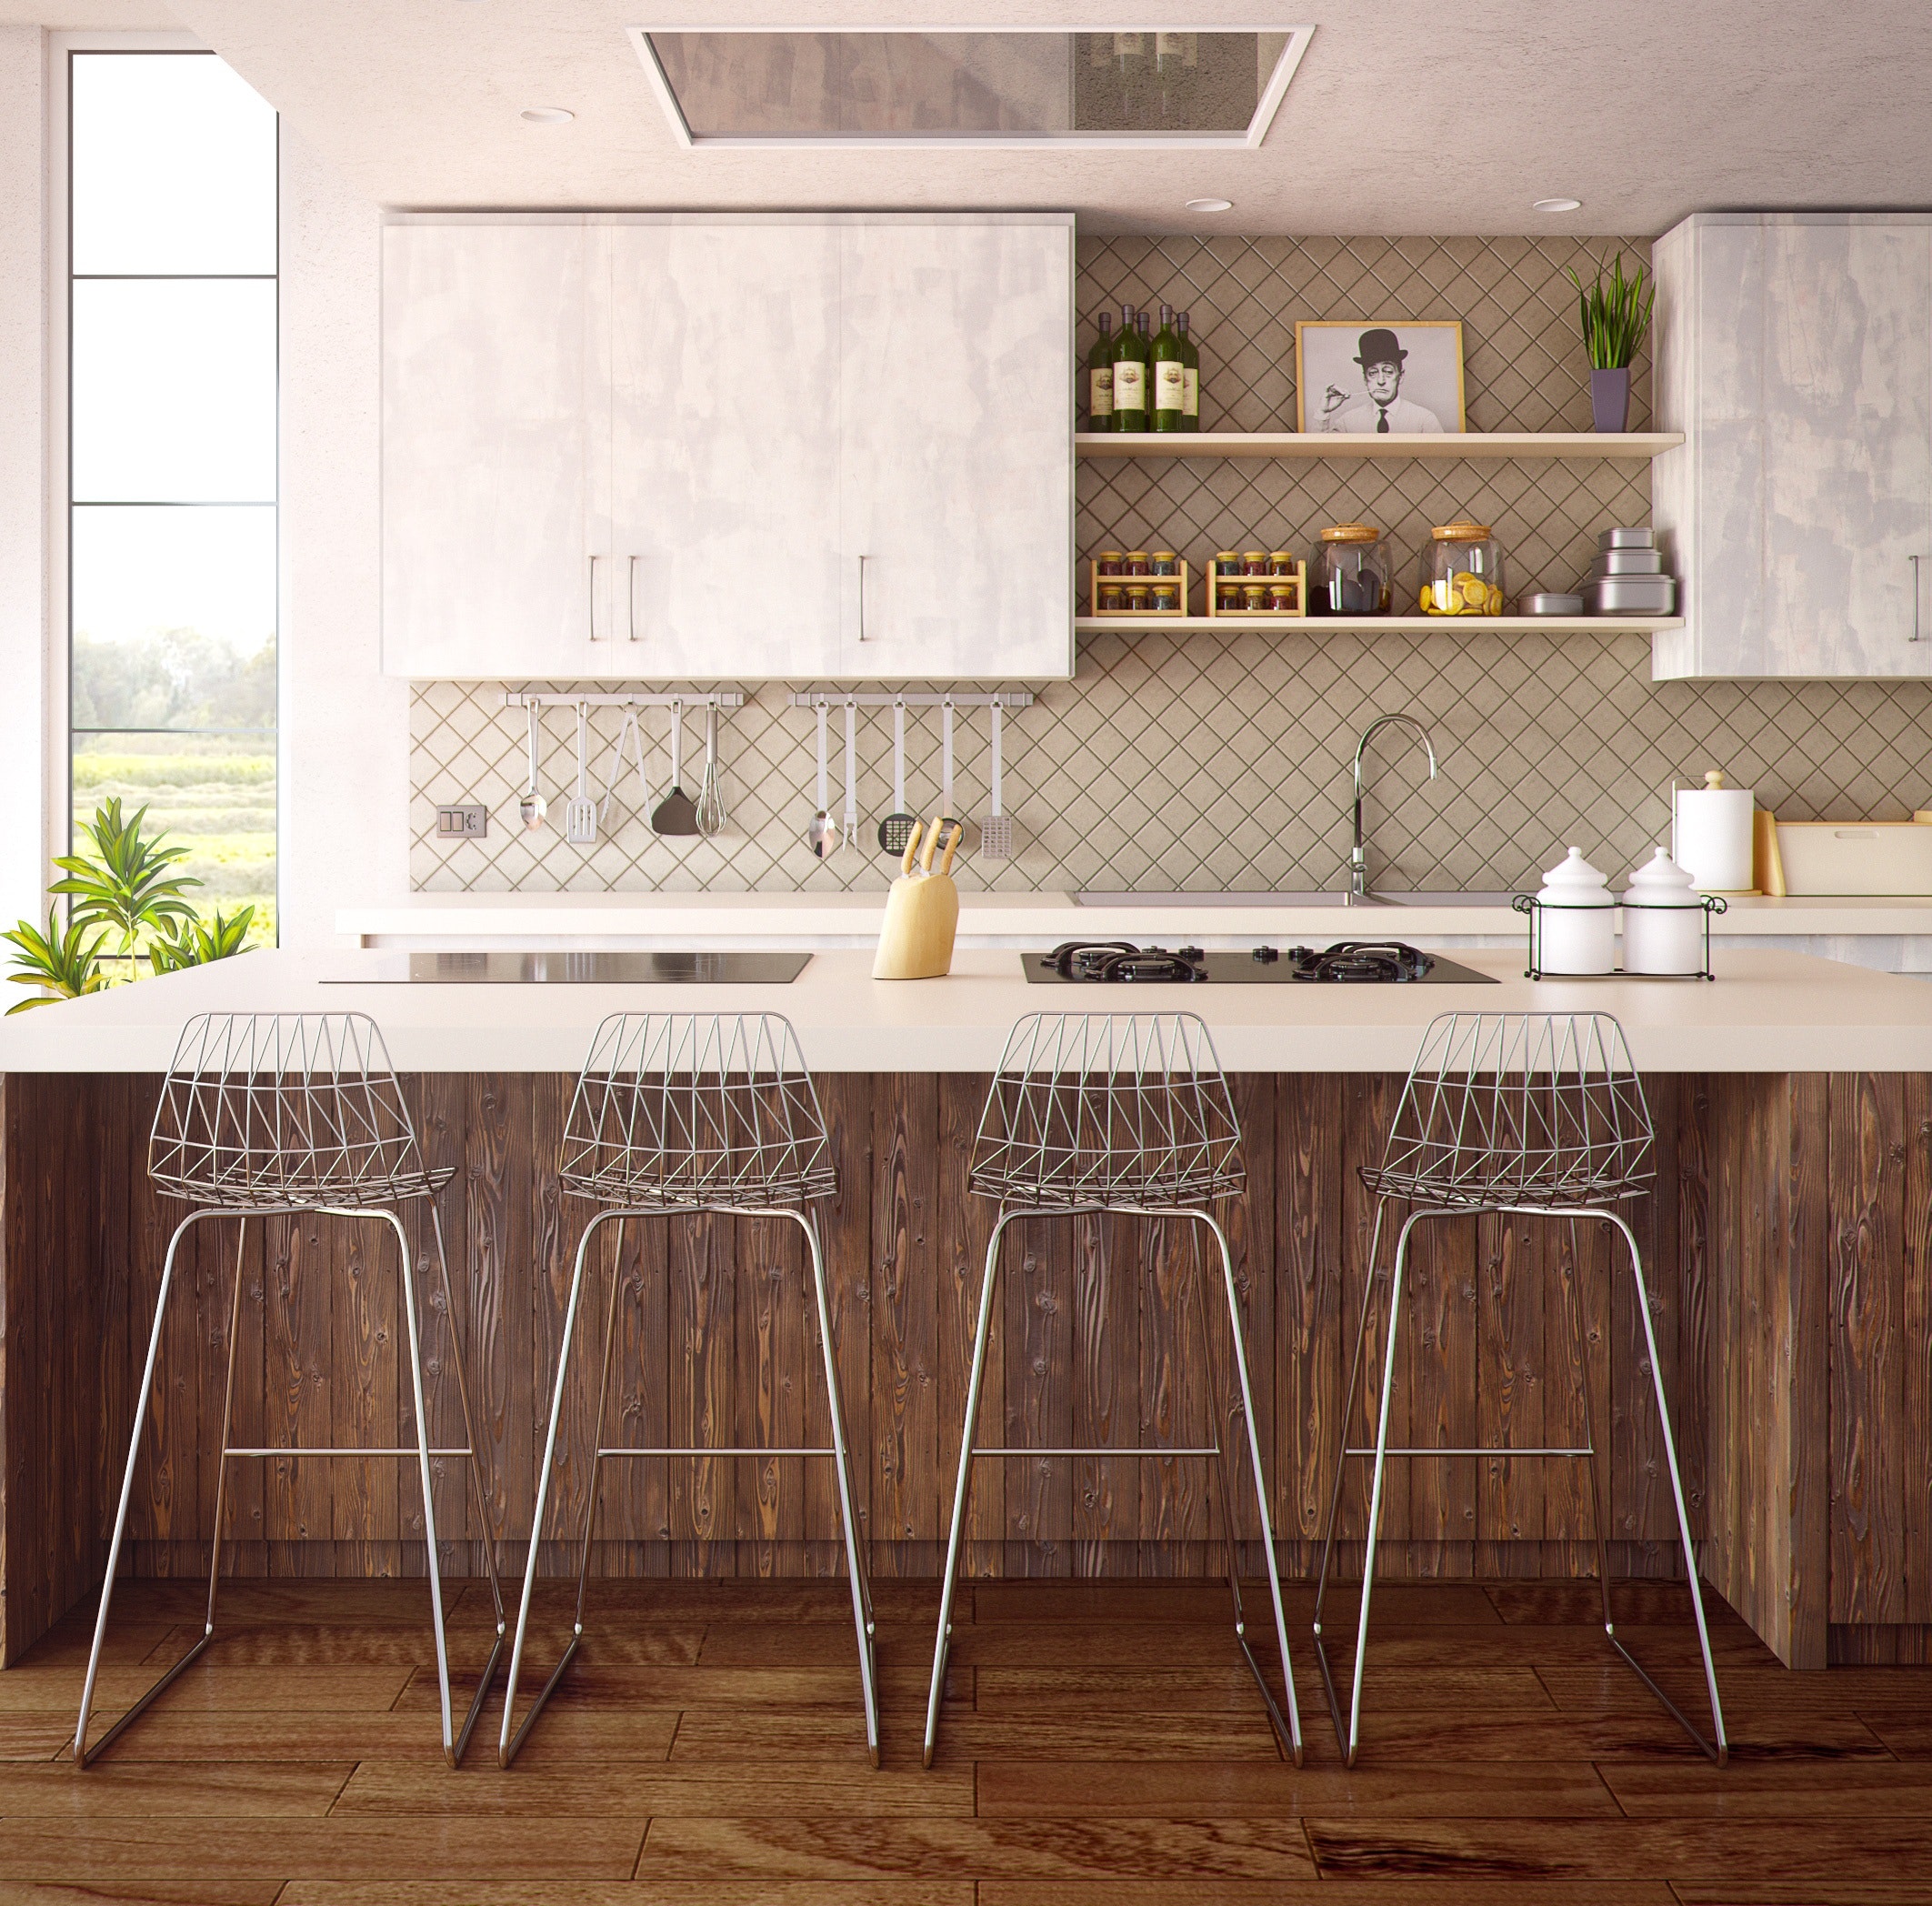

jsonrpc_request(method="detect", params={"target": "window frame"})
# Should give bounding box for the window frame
[48,29,281,938]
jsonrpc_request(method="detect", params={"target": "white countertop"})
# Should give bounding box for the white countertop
[5,945,1930,1074]
[338,888,1932,951]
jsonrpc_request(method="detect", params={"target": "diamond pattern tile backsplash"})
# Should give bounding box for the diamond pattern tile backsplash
[413,235,1932,899]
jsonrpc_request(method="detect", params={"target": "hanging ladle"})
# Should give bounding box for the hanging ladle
[806,698,839,859]
[518,701,547,833]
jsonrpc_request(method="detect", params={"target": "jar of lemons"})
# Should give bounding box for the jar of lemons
[1418,522,1506,617]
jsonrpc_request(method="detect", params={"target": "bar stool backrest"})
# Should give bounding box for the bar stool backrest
[1374,1012,1653,1209]
[559,1013,836,1209]
[148,1013,438,1207]
[968,1012,1244,1209]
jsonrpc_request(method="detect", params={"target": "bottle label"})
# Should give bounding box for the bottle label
[1089,366,1114,417]
[1114,360,1146,410]
[1155,359,1185,412]
[1183,367,1199,417]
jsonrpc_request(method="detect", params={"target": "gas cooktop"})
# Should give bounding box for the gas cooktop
[1025,939,1498,986]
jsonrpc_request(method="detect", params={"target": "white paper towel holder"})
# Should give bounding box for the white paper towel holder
[1670,769,1760,896]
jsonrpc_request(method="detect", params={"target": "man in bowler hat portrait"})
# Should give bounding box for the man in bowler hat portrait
[1317,326,1445,432]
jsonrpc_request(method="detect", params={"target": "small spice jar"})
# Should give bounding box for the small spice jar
[1266,582,1297,612]
[1242,549,1269,577]
[1149,549,1179,577]
[1311,524,1391,616]
[1151,581,1180,614]
[1241,583,1266,613]
[1095,549,1125,577]
[1213,551,1242,612]
[1266,549,1296,577]
[1097,582,1126,613]
[1125,583,1152,613]
[1123,549,1151,577]
[1419,522,1506,616]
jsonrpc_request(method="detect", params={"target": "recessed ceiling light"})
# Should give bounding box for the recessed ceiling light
[1533,196,1582,213]
[521,106,575,125]
[1186,196,1234,213]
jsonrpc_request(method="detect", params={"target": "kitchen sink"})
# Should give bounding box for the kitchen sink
[1074,890,1518,908]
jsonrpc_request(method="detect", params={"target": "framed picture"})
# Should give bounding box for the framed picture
[1295,320,1467,434]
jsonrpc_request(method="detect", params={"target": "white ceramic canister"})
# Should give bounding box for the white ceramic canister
[1672,769,1756,893]
[1619,847,1707,975]
[1534,847,1616,974]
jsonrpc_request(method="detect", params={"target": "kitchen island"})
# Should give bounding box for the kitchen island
[3,945,1927,1681]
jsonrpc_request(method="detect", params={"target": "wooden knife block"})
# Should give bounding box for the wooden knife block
[873,818,962,980]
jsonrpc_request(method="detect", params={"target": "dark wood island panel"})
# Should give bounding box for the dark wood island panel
[3,1068,1926,1673]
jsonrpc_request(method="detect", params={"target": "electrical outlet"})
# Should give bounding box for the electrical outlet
[435,803,488,840]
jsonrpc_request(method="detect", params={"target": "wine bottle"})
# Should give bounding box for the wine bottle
[1176,310,1200,431]
[1086,311,1115,431]
[1151,303,1185,432]
[1112,302,1147,431]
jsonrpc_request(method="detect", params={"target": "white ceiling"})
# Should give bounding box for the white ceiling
[40,0,1932,234]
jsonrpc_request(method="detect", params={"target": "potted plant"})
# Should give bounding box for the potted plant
[1565,249,1657,433]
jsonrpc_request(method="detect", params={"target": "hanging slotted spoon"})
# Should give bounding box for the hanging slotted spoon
[806,699,839,859]
[650,698,701,837]
[518,702,547,833]
[980,699,1014,860]
[877,698,916,856]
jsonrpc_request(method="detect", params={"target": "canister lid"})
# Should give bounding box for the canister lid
[1537,846,1612,905]
[1620,846,1703,907]
[1321,523,1381,543]
[1432,521,1493,541]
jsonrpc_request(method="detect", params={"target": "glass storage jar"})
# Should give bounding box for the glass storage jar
[1419,522,1506,616]
[1123,549,1150,577]
[1213,551,1242,612]
[1096,581,1126,613]
[1149,549,1179,576]
[1311,524,1390,616]
[1095,549,1125,577]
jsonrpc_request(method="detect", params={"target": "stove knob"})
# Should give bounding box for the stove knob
[1178,945,1204,962]
[1252,945,1279,964]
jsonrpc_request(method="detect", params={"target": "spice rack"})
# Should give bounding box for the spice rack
[1087,559,1192,619]
[1206,557,1306,620]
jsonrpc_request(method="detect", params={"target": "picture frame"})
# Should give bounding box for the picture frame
[1295,319,1467,434]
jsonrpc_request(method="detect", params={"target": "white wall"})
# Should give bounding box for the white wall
[276,124,409,948]
[0,26,49,935]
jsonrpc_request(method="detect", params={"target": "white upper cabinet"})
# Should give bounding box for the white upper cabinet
[1652,214,1932,677]
[382,221,597,678]
[837,221,1074,677]
[382,214,1074,680]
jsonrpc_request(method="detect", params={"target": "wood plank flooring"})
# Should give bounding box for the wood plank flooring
[5,1576,1932,1901]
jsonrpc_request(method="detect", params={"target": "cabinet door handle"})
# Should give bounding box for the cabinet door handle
[626,556,638,642]
[856,553,870,641]
[587,554,604,641]
[1914,555,1925,643]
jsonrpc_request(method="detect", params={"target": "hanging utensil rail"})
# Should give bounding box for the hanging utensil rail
[503,691,746,710]
[786,692,1033,709]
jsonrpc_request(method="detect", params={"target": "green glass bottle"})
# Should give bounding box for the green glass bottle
[1085,310,1115,432]
[1151,303,1185,432]
[1112,302,1148,431]
[1176,310,1200,432]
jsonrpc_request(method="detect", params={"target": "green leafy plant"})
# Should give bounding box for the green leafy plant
[1,908,109,1013]
[1565,249,1657,371]
[49,797,199,979]
[146,903,257,974]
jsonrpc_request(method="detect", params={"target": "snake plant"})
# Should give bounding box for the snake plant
[1565,249,1657,371]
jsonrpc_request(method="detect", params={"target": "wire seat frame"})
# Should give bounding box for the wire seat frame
[76,1014,506,1769]
[925,1012,1300,1769]
[1313,1011,1727,1768]
[500,1014,875,1769]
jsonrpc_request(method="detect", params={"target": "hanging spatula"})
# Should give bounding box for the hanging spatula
[650,698,701,838]
[980,699,1014,860]
[565,701,597,844]
[877,697,916,856]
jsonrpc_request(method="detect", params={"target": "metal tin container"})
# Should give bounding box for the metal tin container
[1522,591,1585,616]
[1590,547,1666,577]
[1583,575,1677,614]
[1599,527,1656,550]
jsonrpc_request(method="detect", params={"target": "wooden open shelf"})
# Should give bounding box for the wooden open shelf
[1076,429,1683,459]
[1075,613,1686,635]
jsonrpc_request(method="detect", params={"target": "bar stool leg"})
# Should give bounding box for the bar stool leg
[501,1208,620,1766]
[1326,1205,1427,1767]
[790,1207,878,1767]
[1605,1209,1728,1765]
[75,1208,227,1766]
[427,1203,508,1758]
[924,1206,1017,1769]
[1185,1209,1302,1764]
[1315,1200,1389,1633]
[202,1219,250,1643]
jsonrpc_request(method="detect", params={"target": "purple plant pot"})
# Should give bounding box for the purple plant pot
[1591,366,1631,433]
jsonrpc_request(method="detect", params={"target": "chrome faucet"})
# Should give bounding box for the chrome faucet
[1346,714,1438,903]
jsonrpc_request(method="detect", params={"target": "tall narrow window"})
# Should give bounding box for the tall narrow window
[68,51,277,938]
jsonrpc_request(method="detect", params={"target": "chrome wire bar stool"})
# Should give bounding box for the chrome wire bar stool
[1312,1011,1727,1766]
[499,1013,876,1767]
[75,1013,506,1768]
[923,1012,1301,1768]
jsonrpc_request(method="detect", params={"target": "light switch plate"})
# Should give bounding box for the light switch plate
[435,803,488,840]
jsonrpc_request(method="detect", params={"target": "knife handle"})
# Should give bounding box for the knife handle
[919,816,944,873]
[901,820,923,878]
[937,823,963,877]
